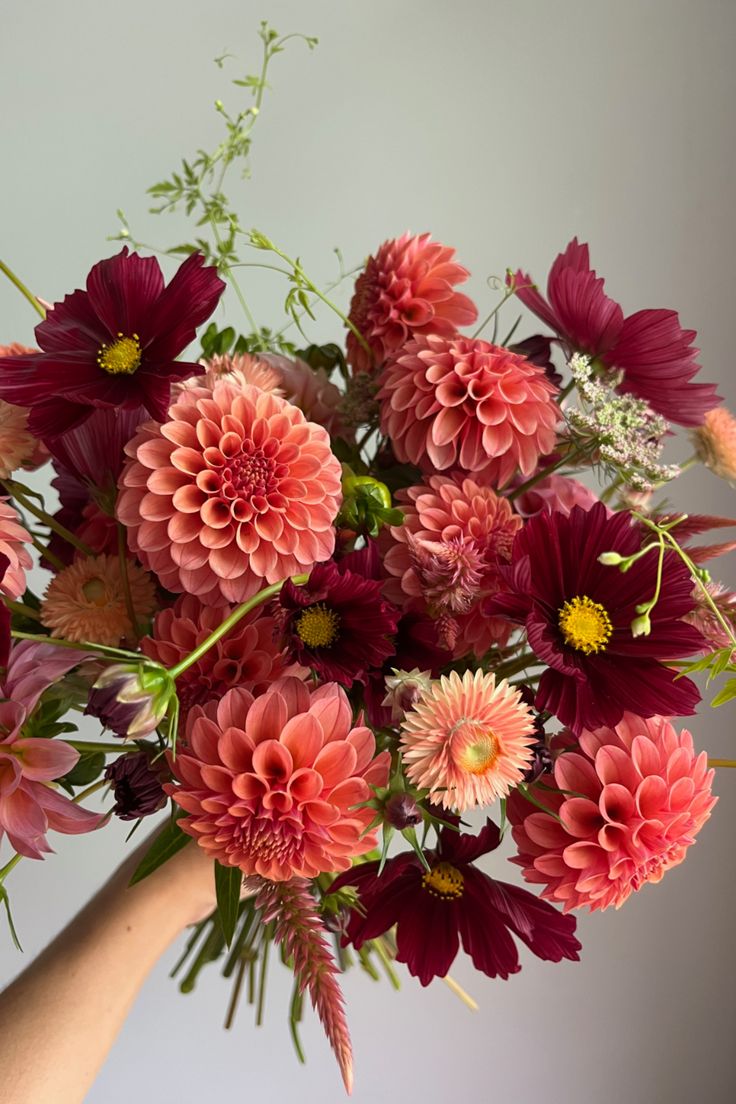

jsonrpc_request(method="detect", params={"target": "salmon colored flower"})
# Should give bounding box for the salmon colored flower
[346,232,478,373]
[40,553,156,646]
[166,678,390,880]
[514,474,599,519]
[693,407,736,482]
[0,401,38,478]
[378,335,559,486]
[0,498,33,600]
[117,379,343,605]
[192,352,284,395]
[400,670,536,812]
[507,713,717,912]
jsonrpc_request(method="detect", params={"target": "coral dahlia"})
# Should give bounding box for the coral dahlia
[693,406,736,483]
[346,232,478,374]
[166,679,390,880]
[399,670,536,812]
[40,553,156,646]
[382,473,522,657]
[378,335,559,486]
[117,379,343,605]
[507,713,717,912]
[0,498,32,600]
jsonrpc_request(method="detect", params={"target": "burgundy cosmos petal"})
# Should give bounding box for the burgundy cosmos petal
[0,249,225,439]
[331,820,580,986]
[509,238,720,426]
[487,503,705,733]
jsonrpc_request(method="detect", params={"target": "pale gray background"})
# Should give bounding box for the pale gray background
[1,1,735,1102]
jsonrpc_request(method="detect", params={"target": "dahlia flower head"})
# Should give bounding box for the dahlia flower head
[507,712,716,913]
[346,232,478,373]
[167,678,390,880]
[514,473,599,519]
[117,379,343,605]
[378,334,560,487]
[0,497,32,600]
[382,473,521,657]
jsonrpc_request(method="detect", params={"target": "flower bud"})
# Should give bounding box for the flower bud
[86,661,175,739]
[598,551,624,566]
[630,613,652,637]
[104,750,168,821]
[384,792,422,830]
[382,668,433,721]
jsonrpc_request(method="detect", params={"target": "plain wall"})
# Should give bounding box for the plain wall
[1,2,735,1102]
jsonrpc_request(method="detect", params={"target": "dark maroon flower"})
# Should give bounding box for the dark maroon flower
[0,249,225,438]
[45,406,150,491]
[331,820,580,985]
[104,750,168,821]
[383,792,422,829]
[362,611,451,727]
[488,502,705,733]
[509,335,562,387]
[509,238,720,426]
[278,560,400,686]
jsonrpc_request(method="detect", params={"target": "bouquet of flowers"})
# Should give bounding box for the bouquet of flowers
[0,22,733,1094]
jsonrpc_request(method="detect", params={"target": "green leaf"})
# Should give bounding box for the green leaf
[129,816,191,886]
[61,751,106,789]
[0,887,23,951]
[711,678,736,707]
[214,862,242,946]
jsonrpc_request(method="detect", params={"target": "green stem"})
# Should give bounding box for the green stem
[65,740,140,755]
[3,599,41,622]
[0,258,45,319]
[2,479,95,557]
[168,575,307,680]
[72,779,109,804]
[223,957,248,1030]
[471,281,518,340]
[10,630,145,661]
[255,924,273,1027]
[0,852,22,884]
[117,523,141,639]
[28,532,66,573]
[492,651,541,680]
[506,453,571,501]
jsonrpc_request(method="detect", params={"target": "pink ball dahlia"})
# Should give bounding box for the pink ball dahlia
[378,335,560,486]
[142,593,304,719]
[346,232,478,374]
[167,679,390,880]
[514,474,599,519]
[399,669,536,813]
[507,712,717,912]
[117,380,343,605]
[382,473,522,656]
[0,497,33,600]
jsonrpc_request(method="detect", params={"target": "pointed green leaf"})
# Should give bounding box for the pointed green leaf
[215,861,242,946]
[129,817,190,886]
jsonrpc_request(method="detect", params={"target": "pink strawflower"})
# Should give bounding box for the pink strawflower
[40,553,157,646]
[507,712,716,912]
[684,582,736,651]
[400,670,535,813]
[0,498,33,600]
[346,232,478,373]
[117,379,343,605]
[0,641,103,859]
[167,679,390,880]
[693,407,736,482]
[378,335,560,486]
[514,474,599,518]
[142,593,304,719]
[192,352,284,395]
[382,473,522,656]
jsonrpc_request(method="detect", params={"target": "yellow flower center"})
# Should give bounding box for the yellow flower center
[558,594,613,654]
[295,604,340,648]
[81,577,108,606]
[452,724,498,775]
[422,861,464,900]
[97,333,142,376]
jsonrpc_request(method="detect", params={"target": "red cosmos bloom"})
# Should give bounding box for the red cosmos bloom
[488,503,705,733]
[346,232,478,374]
[331,820,580,986]
[0,249,225,438]
[509,238,720,426]
[277,560,400,687]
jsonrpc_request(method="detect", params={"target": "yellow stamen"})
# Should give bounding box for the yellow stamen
[422,861,464,900]
[97,333,142,376]
[558,594,612,654]
[455,730,498,775]
[295,603,340,648]
[81,577,108,606]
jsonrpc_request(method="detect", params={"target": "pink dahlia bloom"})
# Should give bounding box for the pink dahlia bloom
[510,238,720,427]
[346,232,478,373]
[507,712,716,912]
[262,353,347,437]
[191,353,284,395]
[378,335,560,486]
[382,473,522,657]
[167,678,390,879]
[0,641,103,859]
[514,474,599,519]
[117,380,343,605]
[142,593,305,720]
[0,497,33,600]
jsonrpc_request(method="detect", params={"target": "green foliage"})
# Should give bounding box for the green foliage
[199,322,297,360]
[0,886,22,951]
[214,861,242,946]
[297,343,347,378]
[58,751,106,795]
[338,470,403,537]
[129,813,191,885]
[21,690,77,742]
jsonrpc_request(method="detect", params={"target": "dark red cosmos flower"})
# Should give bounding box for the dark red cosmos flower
[331,819,580,985]
[509,238,720,426]
[0,249,225,438]
[278,559,400,686]
[488,503,705,734]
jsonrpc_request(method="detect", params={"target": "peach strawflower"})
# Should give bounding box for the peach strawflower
[378,334,560,486]
[346,232,478,373]
[382,473,522,656]
[399,669,536,813]
[166,678,391,879]
[693,406,736,482]
[0,497,33,600]
[142,592,305,719]
[117,379,343,606]
[507,712,717,913]
[40,553,157,646]
[0,400,38,478]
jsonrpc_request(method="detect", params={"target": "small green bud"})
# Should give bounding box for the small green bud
[630,613,652,637]
[598,551,625,566]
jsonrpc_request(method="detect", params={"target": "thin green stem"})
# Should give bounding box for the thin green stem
[224,957,248,1030]
[2,480,95,557]
[10,630,145,661]
[28,532,66,573]
[255,924,273,1027]
[471,281,518,340]
[72,779,109,804]
[492,651,541,680]
[506,453,571,501]
[3,599,41,622]
[117,523,141,639]
[168,575,307,680]
[0,258,45,319]
[65,740,140,755]
[0,852,22,884]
